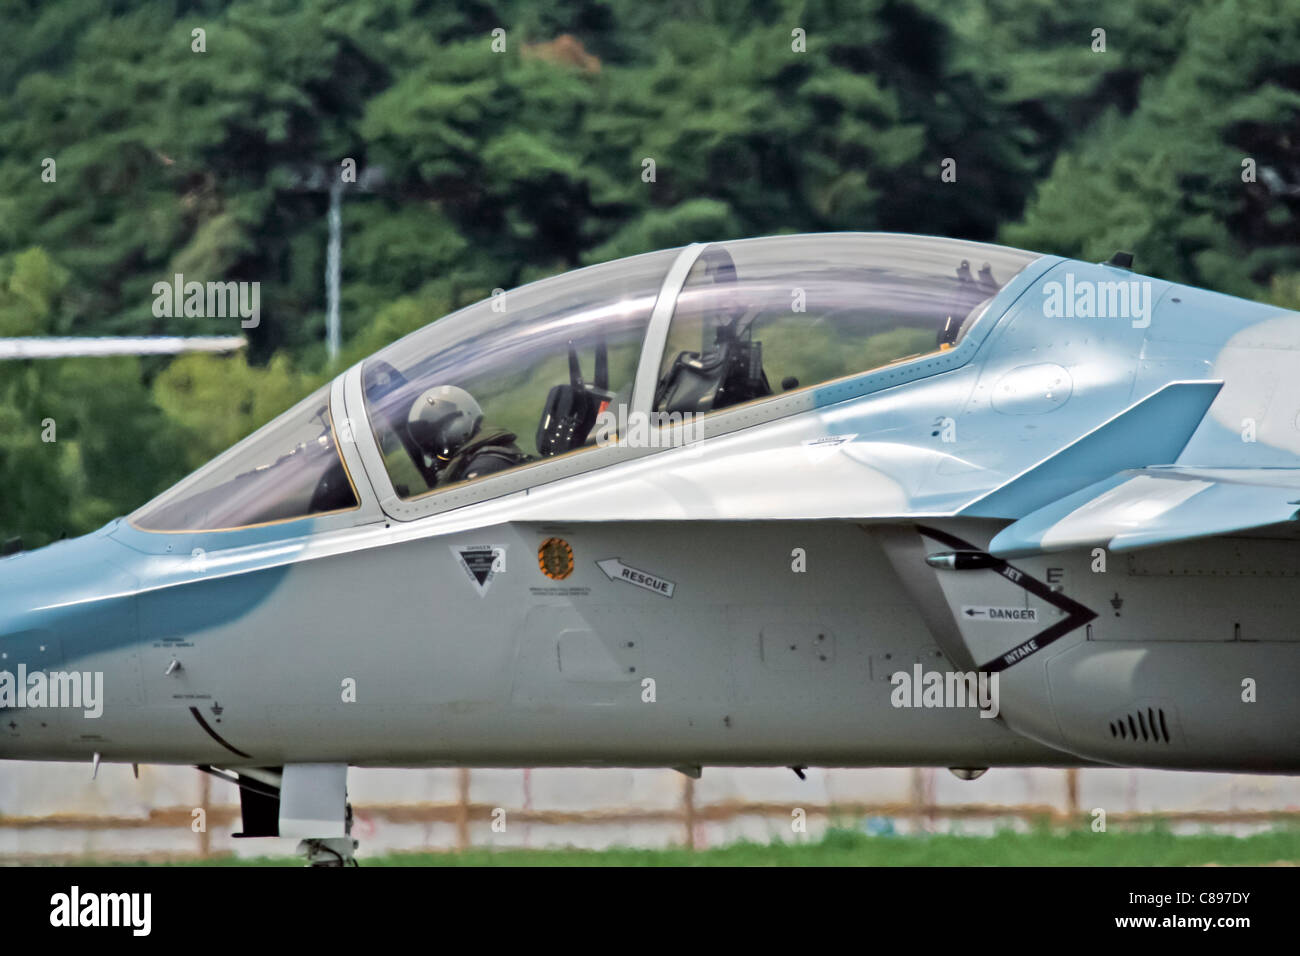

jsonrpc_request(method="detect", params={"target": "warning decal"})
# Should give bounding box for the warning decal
[961,605,1039,623]
[453,544,507,596]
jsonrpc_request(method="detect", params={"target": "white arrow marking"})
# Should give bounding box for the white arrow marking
[596,559,675,598]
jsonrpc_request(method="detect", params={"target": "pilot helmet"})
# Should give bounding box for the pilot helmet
[407,385,484,461]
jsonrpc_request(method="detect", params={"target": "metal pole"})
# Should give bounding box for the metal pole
[683,776,696,850]
[198,769,210,859]
[326,179,343,365]
[910,767,928,833]
[456,767,471,851]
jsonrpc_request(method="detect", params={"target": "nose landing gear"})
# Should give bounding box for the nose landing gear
[298,802,358,867]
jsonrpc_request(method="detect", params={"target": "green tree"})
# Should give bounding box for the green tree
[1003,0,1300,294]
[0,247,185,545]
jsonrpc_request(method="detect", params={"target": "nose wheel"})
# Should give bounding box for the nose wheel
[297,802,358,867]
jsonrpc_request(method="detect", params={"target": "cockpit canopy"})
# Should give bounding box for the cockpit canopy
[362,247,679,499]
[132,234,1040,531]
[132,384,357,532]
[364,233,1038,502]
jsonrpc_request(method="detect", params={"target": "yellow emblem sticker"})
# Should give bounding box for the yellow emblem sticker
[538,537,574,580]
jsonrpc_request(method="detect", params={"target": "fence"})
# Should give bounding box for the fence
[1,763,1297,862]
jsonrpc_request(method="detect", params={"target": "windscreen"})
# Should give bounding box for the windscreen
[132,384,357,532]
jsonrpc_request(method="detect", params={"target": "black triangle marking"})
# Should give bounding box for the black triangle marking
[916,526,1098,672]
[460,550,496,585]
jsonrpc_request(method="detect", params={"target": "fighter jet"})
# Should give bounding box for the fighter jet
[2,233,1297,864]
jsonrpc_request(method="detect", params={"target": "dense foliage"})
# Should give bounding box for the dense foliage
[2,0,1298,545]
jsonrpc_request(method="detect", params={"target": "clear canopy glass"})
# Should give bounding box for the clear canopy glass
[132,385,357,531]
[653,234,1040,416]
[129,235,1043,532]
[362,248,679,499]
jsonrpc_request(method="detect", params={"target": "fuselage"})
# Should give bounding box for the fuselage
[2,236,1298,773]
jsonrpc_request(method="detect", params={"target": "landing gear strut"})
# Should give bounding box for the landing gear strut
[298,802,358,867]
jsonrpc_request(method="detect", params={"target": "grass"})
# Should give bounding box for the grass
[169,823,1300,867]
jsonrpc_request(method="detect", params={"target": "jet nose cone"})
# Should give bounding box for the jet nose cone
[0,544,70,757]
[0,527,132,626]
[0,525,140,757]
